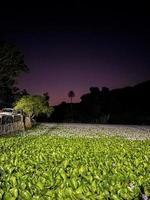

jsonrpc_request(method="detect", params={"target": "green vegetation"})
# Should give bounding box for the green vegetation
[0,126,150,199]
[14,95,54,119]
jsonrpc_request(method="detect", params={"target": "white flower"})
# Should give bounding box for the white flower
[128,182,134,191]
[141,194,148,200]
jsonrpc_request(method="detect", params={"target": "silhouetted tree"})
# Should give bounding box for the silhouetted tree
[13,88,29,102]
[68,90,75,103]
[43,92,50,106]
[68,90,75,121]
[0,41,28,105]
[102,87,109,93]
[90,87,100,94]
[80,87,102,122]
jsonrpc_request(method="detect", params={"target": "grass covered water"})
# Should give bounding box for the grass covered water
[0,125,150,199]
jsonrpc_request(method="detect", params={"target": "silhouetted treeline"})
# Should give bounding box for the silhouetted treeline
[49,80,150,124]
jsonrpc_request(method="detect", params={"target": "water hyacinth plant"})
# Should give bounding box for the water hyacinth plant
[0,124,150,199]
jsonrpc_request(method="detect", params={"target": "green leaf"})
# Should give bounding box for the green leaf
[20,182,26,190]
[0,189,4,199]
[71,178,78,189]
[3,192,15,200]
[59,169,67,180]
[79,165,85,175]
[10,188,18,198]
[91,180,97,192]
[10,176,17,186]
[76,186,83,194]
[36,181,44,190]
[20,190,31,199]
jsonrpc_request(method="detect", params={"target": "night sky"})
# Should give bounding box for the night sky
[1,5,150,105]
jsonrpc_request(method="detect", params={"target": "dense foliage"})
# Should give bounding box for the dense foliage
[0,42,28,106]
[14,95,54,119]
[0,126,150,199]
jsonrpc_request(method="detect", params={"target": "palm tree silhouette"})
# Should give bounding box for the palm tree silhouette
[68,90,75,121]
[68,90,75,103]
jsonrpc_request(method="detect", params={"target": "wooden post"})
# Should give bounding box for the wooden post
[20,115,26,131]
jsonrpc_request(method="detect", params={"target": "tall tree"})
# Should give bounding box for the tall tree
[0,42,28,105]
[68,90,75,103]
[68,90,75,121]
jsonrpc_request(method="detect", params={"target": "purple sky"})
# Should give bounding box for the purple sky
[1,6,150,105]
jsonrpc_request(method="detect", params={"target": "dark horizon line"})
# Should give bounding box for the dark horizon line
[50,79,150,106]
